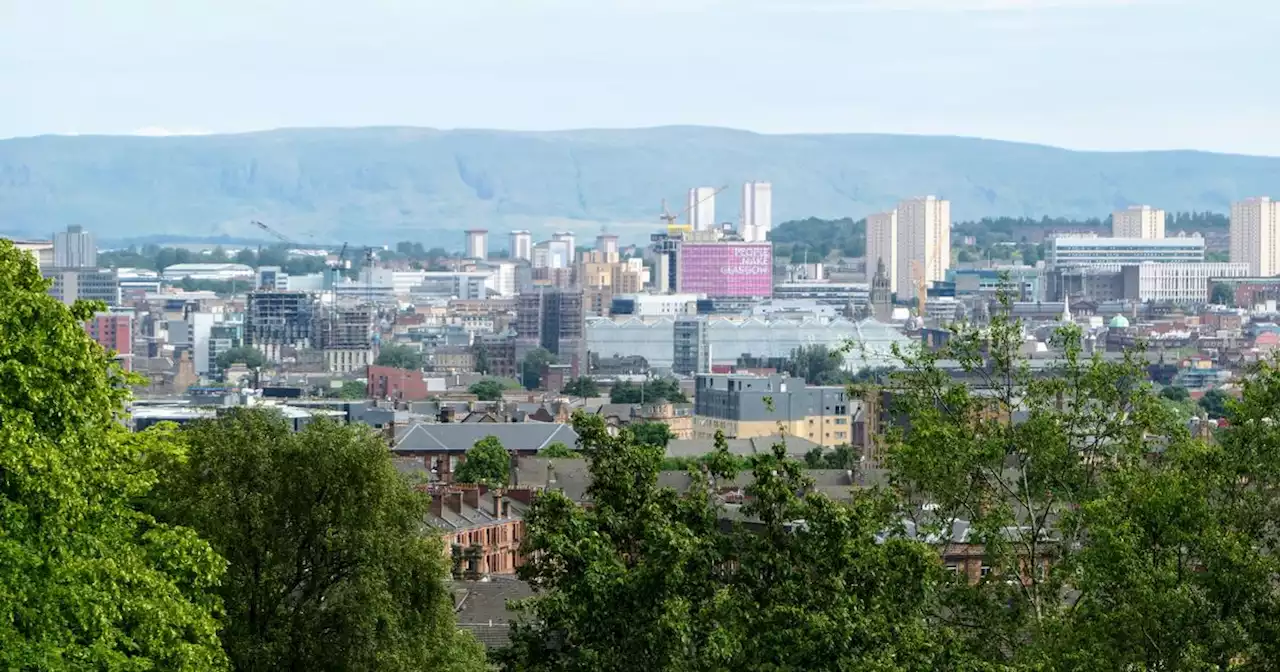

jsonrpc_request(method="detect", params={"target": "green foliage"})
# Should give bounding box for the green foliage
[376,343,425,371]
[803,444,859,470]
[147,408,485,672]
[468,379,506,401]
[0,240,227,670]
[337,380,367,400]
[1159,384,1191,402]
[1199,387,1231,419]
[628,421,675,448]
[521,347,556,390]
[561,376,599,398]
[770,216,864,259]
[660,450,757,473]
[216,345,266,370]
[609,377,687,404]
[782,343,852,385]
[473,343,491,374]
[1210,281,1234,305]
[502,413,947,671]
[537,442,577,458]
[454,435,510,486]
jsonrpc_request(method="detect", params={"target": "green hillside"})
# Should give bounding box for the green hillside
[1,126,1277,245]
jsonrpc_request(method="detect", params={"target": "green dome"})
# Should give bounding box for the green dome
[1108,315,1130,329]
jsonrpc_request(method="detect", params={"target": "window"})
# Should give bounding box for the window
[945,564,959,573]
[835,417,848,425]
[980,566,992,577]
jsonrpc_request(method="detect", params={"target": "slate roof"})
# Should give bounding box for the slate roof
[452,578,533,649]
[665,435,820,459]
[393,423,579,453]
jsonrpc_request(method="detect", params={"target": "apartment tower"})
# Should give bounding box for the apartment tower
[1231,197,1280,276]
[895,196,951,296]
[509,230,533,261]
[53,225,97,268]
[464,229,489,260]
[1112,205,1166,239]
[865,210,898,294]
[688,187,717,231]
[741,181,773,242]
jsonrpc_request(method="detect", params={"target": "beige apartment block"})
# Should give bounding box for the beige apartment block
[1112,205,1166,239]
[1230,197,1280,276]
[865,210,898,294]
[895,196,951,295]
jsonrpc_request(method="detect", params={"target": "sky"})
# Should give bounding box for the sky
[3,0,1277,154]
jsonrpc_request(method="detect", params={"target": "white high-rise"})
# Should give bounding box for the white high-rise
[865,211,898,294]
[54,225,97,268]
[464,229,488,260]
[741,181,772,242]
[509,230,533,261]
[1112,205,1166,239]
[895,196,951,296]
[1230,197,1280,276]
[552,231,576,263]
[688,187,717,231]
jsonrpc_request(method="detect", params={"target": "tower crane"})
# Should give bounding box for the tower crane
[660,185,726,234]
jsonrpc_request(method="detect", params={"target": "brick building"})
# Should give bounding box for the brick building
[85,313,132,371]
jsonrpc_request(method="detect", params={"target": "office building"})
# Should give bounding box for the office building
[53,225,96,268]
[1230,197,1280,276]
[161,263,256,282]
[741,181,773,242]
[85,313,132,371]
[672,317,711,375]
[465,229,489,260]
[1121,262,1251,304]
[1046,235,1205,267]
[256,266,287,291]
[865,210,898,294]
[1112,205,1165,239]
[510,230,533,261]
[772,282,870,307]
[946,267,1043,301]
[551,232,576,263]
[44,268,120,307]
[516,288,586,375]
[693,373,854,447]
[895,196,951,295]
[596,234,619,257]
[675,241,773,299]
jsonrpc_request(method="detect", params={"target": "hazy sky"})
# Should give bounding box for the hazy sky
[3,0,1276,153]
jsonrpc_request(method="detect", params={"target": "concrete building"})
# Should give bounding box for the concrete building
[509,230,533,262]
[1047,235,1205,267]
[551,232,576,263]
[693,373,854,447]
[895,196,950,294]
[256,266,287,291]
[741,181,773,242]
[9,239,54,268]
[596,234,619,257]
[53,225,96,268]
[688,187,718,231]
[1112,205,1166,239]
[44,268,120,307]
[672,317,710,376]
[772,282,870,307]
[515,288,586,375]
[1121,262,1251,304]
[533,240,572,270]
[865,210,898,293]
[465,229,489,261]
[1230,197,1280,276]
[161,263,256,282]
[609,293,701,317]
[947,267,1043,301]
[245,291,318,362]
[317,305,375,373]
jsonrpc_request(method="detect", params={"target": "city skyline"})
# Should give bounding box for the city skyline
[4,0,1277,154]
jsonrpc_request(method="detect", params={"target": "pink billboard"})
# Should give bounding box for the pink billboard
[677,242,773,298]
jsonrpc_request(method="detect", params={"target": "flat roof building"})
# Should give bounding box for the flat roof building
[1046,235,1204,267]
[693,373,854,447]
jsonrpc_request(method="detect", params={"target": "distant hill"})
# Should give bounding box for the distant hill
[1,126,1277,246]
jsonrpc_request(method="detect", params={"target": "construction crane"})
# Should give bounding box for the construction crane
[660,185,726,235]
[250,220,293,244]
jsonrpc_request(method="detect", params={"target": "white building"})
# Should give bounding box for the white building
[1123,262,1251,304]
[596,234,619,257]
[534,239,572,269]
[895,196,951,295]
[1047,235,1205,267]
[53,225,96,268]
[865,210,898,293]
[552,231,576,263]
[610,293,702,317]
[161,263,256,282]
[510,230,533,261]
[741,181,773,242]
[465,229,488,260]
[478,261,518,297]
[688,187,718,231]
[1230,197,1280,276]
[9,239,53,268]
[1112,205,1166,239]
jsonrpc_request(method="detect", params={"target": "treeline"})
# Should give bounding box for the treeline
[772,210,1230,261]
[98,240,461,274]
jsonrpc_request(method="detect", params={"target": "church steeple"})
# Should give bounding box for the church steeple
[870,258,892,321]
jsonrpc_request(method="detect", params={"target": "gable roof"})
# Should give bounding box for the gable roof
[394,422,579,453]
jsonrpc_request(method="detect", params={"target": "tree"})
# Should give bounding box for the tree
[628,421,674,448]
[148,408,485,672]
[1199,387,1231,419]
[783,344,851,385]
[0,240,226,669]
[609,378,687,404]
[376,343,425,370]
[803,444,858,470]
[469,379,506,401]
[521,347,555,390]
[1159,384,1191,402]
[1210,281,1234,305]
[454,435,510,486]
[561,376,599,398]
[337,380,367,400]
[537,442,577,458]
[502,413,947,671]
[216,345,266,370]
[473,343,491,375]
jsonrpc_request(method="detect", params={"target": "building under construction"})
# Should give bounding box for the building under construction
[317,304,376,373]
[245,291,318,363]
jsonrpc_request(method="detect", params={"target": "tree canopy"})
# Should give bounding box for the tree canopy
[147,408,485,672]
[537,442,577,458]
[609,378,687,404]
[375,343,425,371]
[0,240,226,669]
[469,379,506,401]
[561,376,600,398]
[216,345,266,370]
[521,348,556,390]
[454,435,510,486]
[628,421,674,448]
